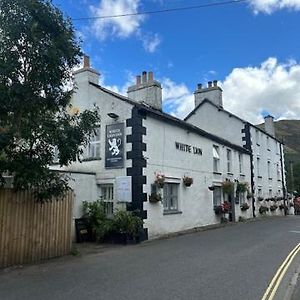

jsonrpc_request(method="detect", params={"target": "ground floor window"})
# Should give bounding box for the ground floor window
[100,184,114,217]
[163,183,179,212]
[213,187,222,207]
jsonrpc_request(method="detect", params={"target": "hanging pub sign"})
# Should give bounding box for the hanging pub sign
[105,123,124,168]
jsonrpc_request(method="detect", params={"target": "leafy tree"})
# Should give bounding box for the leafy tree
[0,0,100,201]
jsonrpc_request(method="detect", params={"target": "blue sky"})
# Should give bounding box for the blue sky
[53,0,300,123]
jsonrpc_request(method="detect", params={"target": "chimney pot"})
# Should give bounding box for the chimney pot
[213,80,218,87]
[142,71,147,83]
[136,75,141,86]
[208,81,212,88]
[197,83,202,90]
[148,71,154,82]
[83,55,90,68]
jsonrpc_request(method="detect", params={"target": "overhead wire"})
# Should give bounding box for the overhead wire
[72,0,247,21]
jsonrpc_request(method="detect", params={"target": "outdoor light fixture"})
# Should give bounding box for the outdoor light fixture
[107,112,119,119]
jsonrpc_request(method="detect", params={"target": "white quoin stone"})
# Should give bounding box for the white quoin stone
[264,115,275,137]
[127,71,162,110]
[194,81,223,108]
[74,55,100,85]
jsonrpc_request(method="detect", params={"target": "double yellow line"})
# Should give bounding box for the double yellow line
[261,242,300,300]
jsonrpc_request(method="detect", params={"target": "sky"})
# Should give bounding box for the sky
[53,0,300,124]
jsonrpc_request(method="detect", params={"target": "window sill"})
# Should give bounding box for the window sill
[82,157,102,162]
[239,173,245,177]
[213,171,222,175]
[257,176,262,178]
[268,177,273,180]
[267,149,271,151]
[227,172,233,176]
[163,210,182,216]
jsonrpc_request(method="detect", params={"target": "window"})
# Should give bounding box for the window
[239,153,243,174]
[163,183,179,212]
[257,157,261,177]
[213,145,220,173]
[267,136,270,150]
[213,187,222,207]
[267,161,271,179]
[269,189,272,197]
[100,184,114,217]
[256,129,260,145]
[227,149,232,173]
[277,163,281,181]
[87,127,101,159]
[258,188,262,197]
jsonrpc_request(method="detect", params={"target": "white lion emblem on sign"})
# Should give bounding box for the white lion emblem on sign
[108,138,121,156]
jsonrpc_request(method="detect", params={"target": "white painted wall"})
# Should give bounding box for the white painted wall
[143,116,252,239]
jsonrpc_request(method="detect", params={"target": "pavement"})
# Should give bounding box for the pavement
[1,216,300,300]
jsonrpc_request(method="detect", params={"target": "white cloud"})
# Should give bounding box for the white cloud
[140,33,161,53]
[89,0,144,40]
[249,0,300,13]
[161,78,194,118]
[222,57,300,124]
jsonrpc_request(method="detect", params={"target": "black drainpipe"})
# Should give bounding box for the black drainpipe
[242,123,255,218]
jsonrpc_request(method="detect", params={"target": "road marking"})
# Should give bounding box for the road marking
[261,243,300,300]
[289,230,300,234]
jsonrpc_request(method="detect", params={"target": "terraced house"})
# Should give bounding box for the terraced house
[52,56,286,240]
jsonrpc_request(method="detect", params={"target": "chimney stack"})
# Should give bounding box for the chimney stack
[194,80,223,108]
[74,54,100,85]
[127,71,162,110]
[83,55,90,68]
[264,115,275,137]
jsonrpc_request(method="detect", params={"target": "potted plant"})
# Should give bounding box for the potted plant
[111,210,144,245]
[82,200,113,243]
[222,180,234,195]
[214,205,223,215]
[149,192,162,203]
[222,201,231,213]
[279,204,285,210]
[240,203,250,211]
[155,173,165,188]
[257,196,264,202]
[183,176,193,187]
[265,198,270,202]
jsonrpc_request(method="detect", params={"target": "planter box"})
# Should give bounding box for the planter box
[110,232,139,245]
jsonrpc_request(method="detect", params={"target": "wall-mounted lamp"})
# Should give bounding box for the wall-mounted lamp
[107,112,119,120]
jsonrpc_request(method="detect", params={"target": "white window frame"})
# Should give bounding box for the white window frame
[267,161,271,179]
[227,149,232,173]
[257,157,261,177]
[163,183,179,212]
[100,184,114,218]
[213,145,220,173]
[87,127,101,159]
[238,153,243,174]
[213,186,222,207]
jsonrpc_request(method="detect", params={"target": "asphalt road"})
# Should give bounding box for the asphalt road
[1,216,300,300]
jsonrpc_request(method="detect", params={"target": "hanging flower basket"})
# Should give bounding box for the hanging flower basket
[183,176,193,187]
[258,196,264,202]
[208,186,215,191]
[222,180,234,194]
[214,201,231,215]
[240,203,250,211]
[259,205,269,214]
[149,193,162,203]
[270,204,278,211]
[246,191,253,199]
[155,174,165,188]
[236,182,248,194]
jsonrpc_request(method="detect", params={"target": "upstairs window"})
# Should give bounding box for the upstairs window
[213,145,220,173]
[267,136,270,150]
[257,157,261,177]
[267,161,272,179]
[239,153,243,174]
[227,149,232,173]
[256,129,260,145]
[87,127,101,159]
